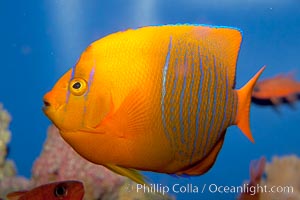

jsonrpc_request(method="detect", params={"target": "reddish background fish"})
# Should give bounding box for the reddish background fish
[6,180,84,200]
[252,72,300,106]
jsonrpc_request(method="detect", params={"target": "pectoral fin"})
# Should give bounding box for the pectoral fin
[103,89,150,138]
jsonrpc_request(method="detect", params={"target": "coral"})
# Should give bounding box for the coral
[0,176,31,198]
[0,103,31,198]
[238,156,300,200]
[0,103,12,172]
[260,155,300,200]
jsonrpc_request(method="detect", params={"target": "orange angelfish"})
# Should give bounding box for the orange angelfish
[43,24,265,184]
[6,180,84,200]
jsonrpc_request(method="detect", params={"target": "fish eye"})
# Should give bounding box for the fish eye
[69,78,88,96]
[54,184,67,197]
[72,82,81,89]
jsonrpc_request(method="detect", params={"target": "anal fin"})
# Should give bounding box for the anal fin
[104,164,148,185]
[176,136,225,176]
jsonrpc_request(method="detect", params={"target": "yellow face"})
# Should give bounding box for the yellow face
[43,49,112,133]
[43,68,88,131]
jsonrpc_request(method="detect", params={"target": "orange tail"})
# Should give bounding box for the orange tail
[235,66,266,142]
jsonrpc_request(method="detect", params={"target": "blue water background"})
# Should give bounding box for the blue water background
[1,1,300,199]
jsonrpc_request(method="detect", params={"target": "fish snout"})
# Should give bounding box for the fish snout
[42,92,54,111]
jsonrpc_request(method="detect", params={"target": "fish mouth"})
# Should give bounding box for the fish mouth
[42,97,58,115]
[42,99,51,112]
[43,100,51,107]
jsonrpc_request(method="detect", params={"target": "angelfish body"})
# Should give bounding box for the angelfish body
[43,25,265,180]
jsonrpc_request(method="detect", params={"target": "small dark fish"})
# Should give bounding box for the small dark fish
[6,180,84,200]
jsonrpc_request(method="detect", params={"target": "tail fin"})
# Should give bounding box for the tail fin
[236,66,266,142]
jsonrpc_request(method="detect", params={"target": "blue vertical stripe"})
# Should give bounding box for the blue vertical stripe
[65,66,76,106]
[82,65,96,126]
[187,51,195,143]
[230,92,238,125]
[218,63,228,138]
[179,53,187,144]
[85,65,96,99]
[170,57,179,134]
[161,37,172,141]
[203,56,218,154]
[190,45,203,163]
[201,66,212,155]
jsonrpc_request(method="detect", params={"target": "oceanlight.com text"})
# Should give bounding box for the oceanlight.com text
[129,183,294,196]
[208,183,293,195]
